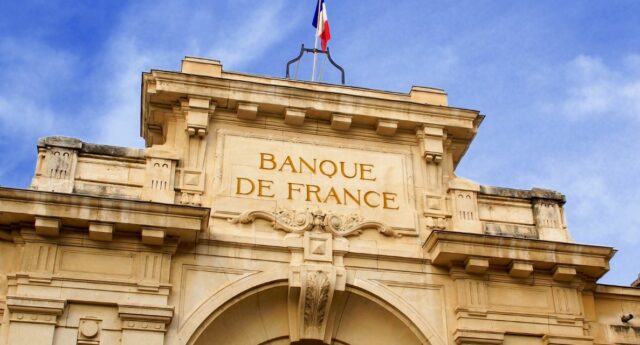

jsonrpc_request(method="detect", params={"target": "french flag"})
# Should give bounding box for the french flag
[312,0,331,51]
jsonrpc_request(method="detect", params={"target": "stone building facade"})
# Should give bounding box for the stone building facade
[0,57,638,345]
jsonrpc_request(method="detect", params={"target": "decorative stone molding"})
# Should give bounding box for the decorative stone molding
[425,231,614,281]
[542,334,594,345]
[229,208,401,238]
[287,235,347,343]
[453,329,504,345]
[425,216,447,231]
[0,188,209,243]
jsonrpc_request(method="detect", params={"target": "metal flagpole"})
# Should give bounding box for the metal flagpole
[311,0,321,81]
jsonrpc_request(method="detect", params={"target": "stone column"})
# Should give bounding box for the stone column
[5,296,65,345]
[118,304,173,345]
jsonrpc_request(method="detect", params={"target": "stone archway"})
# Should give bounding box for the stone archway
[189,284,429,345]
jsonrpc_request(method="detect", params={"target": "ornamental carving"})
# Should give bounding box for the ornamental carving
[229,208,401,238]
[303,271,331,329]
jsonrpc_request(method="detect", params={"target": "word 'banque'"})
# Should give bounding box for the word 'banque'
[234,153,400,210]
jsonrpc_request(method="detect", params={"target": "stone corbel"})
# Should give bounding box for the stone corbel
[376,119,398,136]
[330,114,352,131]
[287,231,347,343]
[416,125,445,164]
[285,107,307,126]
[185,97,214,137]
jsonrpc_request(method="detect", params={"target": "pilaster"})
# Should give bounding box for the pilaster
[174,97,216,206]
[6,296,65,345]
[417,126,448,231]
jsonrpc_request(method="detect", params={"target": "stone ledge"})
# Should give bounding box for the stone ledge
[6,296,65,315]
[118,304,173,323]
[0,187,209,243]
[38,136,145,159]
[424,230,614,280]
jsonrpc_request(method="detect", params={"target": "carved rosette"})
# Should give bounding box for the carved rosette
[229,208,401,238]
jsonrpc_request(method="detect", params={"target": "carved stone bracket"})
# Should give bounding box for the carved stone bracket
[288,261,346,342]
[229,208,401,238]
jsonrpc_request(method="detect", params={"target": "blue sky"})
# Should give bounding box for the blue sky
[1,1,639,285]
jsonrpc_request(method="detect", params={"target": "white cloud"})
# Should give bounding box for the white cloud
[0,38,79,186]
[93,0,300,147]
[562,54,640,121]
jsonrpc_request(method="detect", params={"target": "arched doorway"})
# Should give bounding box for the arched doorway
[190,284,428,345]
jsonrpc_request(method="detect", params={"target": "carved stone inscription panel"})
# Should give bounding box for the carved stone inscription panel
[214,132,417,232]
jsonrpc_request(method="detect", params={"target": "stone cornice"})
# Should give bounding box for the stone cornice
[6,296,65,315]
[144,71,480,127]
[595,284,640,298]
[424,230,615,280]
[141,67,483,165]
[0,187,209,243]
